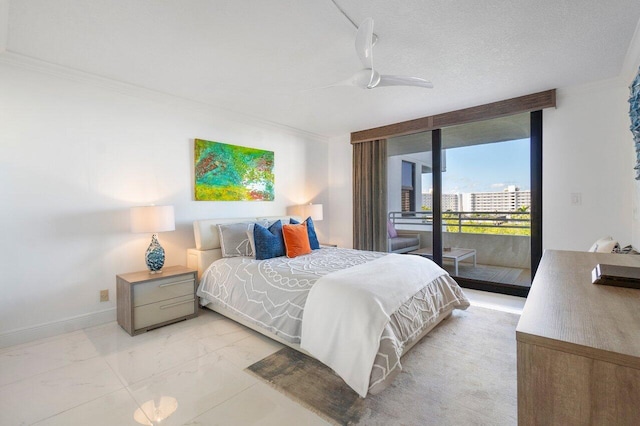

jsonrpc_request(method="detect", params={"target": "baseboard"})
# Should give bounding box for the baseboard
[0,308,117,349]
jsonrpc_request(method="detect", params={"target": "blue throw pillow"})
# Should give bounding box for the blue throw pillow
[290,217,320,250]
[254,220,285,260]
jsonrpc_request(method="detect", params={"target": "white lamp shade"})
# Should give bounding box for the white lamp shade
[130,205,175,233]
[300,203,323,221]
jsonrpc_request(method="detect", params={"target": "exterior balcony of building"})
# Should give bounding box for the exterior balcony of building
[389,211,532,291]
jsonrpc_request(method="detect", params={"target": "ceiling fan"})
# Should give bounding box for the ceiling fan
[334,17,434,90]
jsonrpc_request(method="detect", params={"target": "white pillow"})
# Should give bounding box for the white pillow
[217,220,267,258]
[246,229,257,256]
[588,236,619,253]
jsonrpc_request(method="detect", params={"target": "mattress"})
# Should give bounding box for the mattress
[197,247,469,394]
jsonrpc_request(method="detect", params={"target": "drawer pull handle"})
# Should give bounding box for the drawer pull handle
[159,299,195,310]
[159,279,194,288]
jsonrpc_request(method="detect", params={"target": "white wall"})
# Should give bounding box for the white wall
[327,136,352,248]
[543,78,635,251]
[0,61,329,346]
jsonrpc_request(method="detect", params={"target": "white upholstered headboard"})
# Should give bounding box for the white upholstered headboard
[187,216,300,279]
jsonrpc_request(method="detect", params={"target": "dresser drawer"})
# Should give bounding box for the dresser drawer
[132,274,195,307]
[133,294,195,330]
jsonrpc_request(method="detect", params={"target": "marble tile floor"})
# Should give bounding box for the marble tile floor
[0,310,327,426]
[0,290,524,425]
[463,288,526,315]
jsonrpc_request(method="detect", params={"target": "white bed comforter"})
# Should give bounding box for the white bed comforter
[301,253,447,397]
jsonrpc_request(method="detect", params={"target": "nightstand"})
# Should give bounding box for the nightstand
[116,266,198,336]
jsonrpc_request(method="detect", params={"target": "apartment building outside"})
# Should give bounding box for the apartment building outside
[422,185,531,212]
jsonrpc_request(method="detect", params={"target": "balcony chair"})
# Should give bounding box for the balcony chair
[387,220,421,254]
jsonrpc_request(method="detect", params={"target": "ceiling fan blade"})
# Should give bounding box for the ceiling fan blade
[355,18,374,70]
[321,69,375,89]
[377,75,434,89]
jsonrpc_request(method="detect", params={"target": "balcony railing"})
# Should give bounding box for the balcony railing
[389,210,531,236]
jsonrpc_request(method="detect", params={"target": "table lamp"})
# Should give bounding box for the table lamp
[130,205,175,273]
[300,203,323,221]
[288,203,323,221]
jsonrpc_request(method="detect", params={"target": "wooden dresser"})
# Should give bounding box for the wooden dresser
[516,250,640,425]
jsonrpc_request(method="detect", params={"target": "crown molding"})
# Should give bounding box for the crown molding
[0,50,330,143]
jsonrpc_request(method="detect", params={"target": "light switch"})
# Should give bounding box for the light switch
[570,193,582,206]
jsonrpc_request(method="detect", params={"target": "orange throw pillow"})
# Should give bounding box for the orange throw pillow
[282,223,312,258]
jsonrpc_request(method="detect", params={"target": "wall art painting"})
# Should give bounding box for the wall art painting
[194,139,274,201]
[630,67,640,180]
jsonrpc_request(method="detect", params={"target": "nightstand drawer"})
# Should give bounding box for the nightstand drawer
[132,275,195,307]
[117,266,198,335]
[133,294,195,330]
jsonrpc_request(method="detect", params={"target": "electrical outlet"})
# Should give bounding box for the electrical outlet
[100,289,109,302]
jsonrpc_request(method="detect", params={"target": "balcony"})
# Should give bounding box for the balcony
[389,211,531,288]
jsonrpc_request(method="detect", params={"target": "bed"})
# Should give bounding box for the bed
[187,216,469,397]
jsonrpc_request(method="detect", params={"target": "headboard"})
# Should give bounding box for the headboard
[187,216,300,279]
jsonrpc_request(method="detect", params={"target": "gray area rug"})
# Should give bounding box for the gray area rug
[246,306,519,425]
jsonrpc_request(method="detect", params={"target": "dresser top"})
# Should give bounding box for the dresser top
[516,250,640,367]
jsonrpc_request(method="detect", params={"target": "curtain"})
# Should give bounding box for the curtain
[353,139,387,251]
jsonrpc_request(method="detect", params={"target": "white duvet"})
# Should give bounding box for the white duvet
[301,253,447,397]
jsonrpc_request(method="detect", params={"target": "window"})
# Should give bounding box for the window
[401,161,415,213]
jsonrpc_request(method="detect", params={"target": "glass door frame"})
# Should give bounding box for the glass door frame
[353,90,555,297]
[431,129,443,267]
[427,112,542,297]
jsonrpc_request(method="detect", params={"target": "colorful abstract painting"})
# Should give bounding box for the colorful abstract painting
[194,139,274,201]
[629,66,640,180]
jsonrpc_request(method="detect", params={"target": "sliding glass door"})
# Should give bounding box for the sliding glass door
[387,112,540,296]
[441,113,532,292]
[387,132,433,258]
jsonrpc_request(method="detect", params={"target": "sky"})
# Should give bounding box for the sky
[422,138,530,193]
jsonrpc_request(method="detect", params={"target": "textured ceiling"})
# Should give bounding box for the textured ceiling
[3,0,640,137]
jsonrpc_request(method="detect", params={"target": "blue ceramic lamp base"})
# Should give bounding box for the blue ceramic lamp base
[145,233,166,274]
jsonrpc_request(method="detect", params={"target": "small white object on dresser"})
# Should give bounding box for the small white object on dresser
[116,266,198,336]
